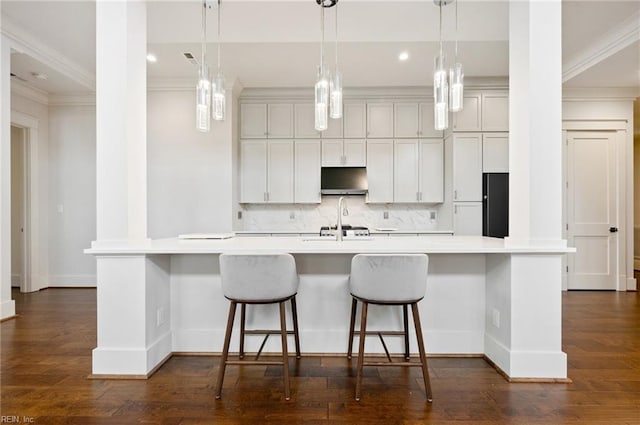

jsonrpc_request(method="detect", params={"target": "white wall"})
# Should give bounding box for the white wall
[48,104,96,286]
[147,89,234,239]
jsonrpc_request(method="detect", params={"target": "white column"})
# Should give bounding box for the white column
[95,0,148,246]
[508,0,563,245]
[0,30,17,319]
[93,1,171,376]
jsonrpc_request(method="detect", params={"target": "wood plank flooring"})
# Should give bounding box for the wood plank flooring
[1,288,639,424]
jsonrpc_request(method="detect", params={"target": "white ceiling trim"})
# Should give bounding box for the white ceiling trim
[562,10,640,84]
[48,94,96,107]
[1,16,95,91]
[11,79,49,105]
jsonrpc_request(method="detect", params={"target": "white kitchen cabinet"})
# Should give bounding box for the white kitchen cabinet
[343,103,366,138]
[481,91,509,132]
[394,101,442,138]
[294,140,321,203]
[453,202,483,235]
[452,133,483,201]
[241,103,293,138]
[452,91,482,132]
[324,115,343,138]
[394,139,443,203]
[366,139,394,203]
[294,103,321,138]
[482,133,509,173]
[367,103,394,138]
[240,139,293,203]
[321,139,366,166]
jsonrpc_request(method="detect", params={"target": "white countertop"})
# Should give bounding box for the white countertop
[85,235,574,255]
[234,229,454,235]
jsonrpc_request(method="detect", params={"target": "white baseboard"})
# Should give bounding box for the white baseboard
[48,274,96,287]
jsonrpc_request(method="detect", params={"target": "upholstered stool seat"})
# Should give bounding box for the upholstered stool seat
[215,253,301,401]
[348,253,432,402]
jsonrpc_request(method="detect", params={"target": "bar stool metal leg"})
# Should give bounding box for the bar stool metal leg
[239,303,246,359]
[290,297,301,359]
[279,301,291,400]
[411,302,433,402]
[215,301,237,400]
[403,304,410,360]
[347,298,357,360]
[355,301,368,401]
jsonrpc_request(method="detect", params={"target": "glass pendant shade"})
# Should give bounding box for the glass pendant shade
[315,66,329,131]
[196,64,212,132]
[329,70,343,119]
[433,54,449,131]
[212,72,226,121]
[449,62,464,113]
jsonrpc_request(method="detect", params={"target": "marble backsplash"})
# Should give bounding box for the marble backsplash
[238,196,451,231]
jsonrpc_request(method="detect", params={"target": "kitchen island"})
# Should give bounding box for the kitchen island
[86,235,573,381]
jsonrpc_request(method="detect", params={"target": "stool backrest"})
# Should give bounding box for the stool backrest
[349,254,429,302]
[219,253,299,301]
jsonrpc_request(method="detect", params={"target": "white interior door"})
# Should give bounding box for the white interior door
[10,126,27,289]
[567,131,617,290]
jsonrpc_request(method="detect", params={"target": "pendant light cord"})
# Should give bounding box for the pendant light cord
[320,4,325,73]
[217,0,221,73]
[454,0,458,61]
[334,2,338,70]
[201,0,207,67]
[439,2,443,58]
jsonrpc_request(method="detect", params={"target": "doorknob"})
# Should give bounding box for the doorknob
[609,227,618,233]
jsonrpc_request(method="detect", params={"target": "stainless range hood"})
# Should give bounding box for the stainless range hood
[320,167,368,195]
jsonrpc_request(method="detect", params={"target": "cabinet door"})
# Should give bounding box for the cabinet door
[394,140,419,202]
[482,133,509,173]
[394,103,419,138]
[419,139,444,203]
[294,140,321,203]
[240,140,267,202]
[344,103,366,138]
[367,103,394,138]
[294,103,320,138]
[344,139,366,166]
[321,140,344,166]
[482,91,509,131]
[366,139,394,203]
[453,202,483,235]
[324,115,343,138]
[240,104,268,138]
[452,92,482,132]
[419,101,442,138]
[266,140,294,202]
[267,104,294,138]
[452,133,482,201]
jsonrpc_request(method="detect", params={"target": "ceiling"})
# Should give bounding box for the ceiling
[1,0,639,95]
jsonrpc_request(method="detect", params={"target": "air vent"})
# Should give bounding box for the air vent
[10,72,27,82]
[183,52,199,66]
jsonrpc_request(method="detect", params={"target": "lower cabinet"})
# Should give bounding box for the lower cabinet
[240,139,294,203]
[453,202,482,235]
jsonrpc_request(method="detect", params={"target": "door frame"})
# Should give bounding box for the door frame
[563,120,630,291]
[10,111,41,293]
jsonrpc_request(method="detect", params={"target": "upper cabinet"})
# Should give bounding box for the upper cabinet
[294,140,321,203]
[240,103,293,138]
[394,101,442,138]
[343,103,366,138]
[366,139,394,203]
[481,91,509,132]
[394,139,444,203]
[321,139,366,167]
[240,139,294,203]
[451,90,509,132]
[294,104,321,139]
[367,103,394,138]
[482,133,509,173]
[451,133,483,202]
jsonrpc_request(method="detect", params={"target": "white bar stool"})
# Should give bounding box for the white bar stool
[215,253,301,401]
[348,253,433,402]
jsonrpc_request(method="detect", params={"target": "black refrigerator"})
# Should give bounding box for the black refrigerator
[483,173,509,238]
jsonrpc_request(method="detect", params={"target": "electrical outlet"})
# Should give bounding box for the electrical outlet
[290,211,295,219]
[429,210,436,221]
[492,308,500,328]
[156,307,165,326]
[383,211,389,219]
[237,211,242,220]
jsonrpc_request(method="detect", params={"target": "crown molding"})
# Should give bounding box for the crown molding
[11,79,49,105]
[563,87,640,102]
[562,11,640,83]
[1,16,96,91]
[49,93,96,106]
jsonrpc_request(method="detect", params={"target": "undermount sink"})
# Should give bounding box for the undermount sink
[301,236,374,242]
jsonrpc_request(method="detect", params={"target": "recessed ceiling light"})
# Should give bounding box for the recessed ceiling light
[398,51,409,62]
[146,53,157,63]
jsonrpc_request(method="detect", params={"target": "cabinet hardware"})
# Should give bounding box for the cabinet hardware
[416,192,420,201]
[454,205,458,214]
[264,192,268,202]
[419,192,422,201]
[454,190,458,200]
[609,227,618,233]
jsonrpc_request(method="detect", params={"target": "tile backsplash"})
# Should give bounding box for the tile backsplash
[238,196,451,231]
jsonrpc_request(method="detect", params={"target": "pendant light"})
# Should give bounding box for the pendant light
[196,0,212,132]
[433,0,449,131]
[449,0,464,112]
[212,0,226,121]
[315,1,330,131]
[329,1,343,120]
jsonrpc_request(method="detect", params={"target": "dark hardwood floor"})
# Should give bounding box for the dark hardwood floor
[1,288,639,424]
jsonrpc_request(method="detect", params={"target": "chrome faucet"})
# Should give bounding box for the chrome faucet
[336,196,347,241]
